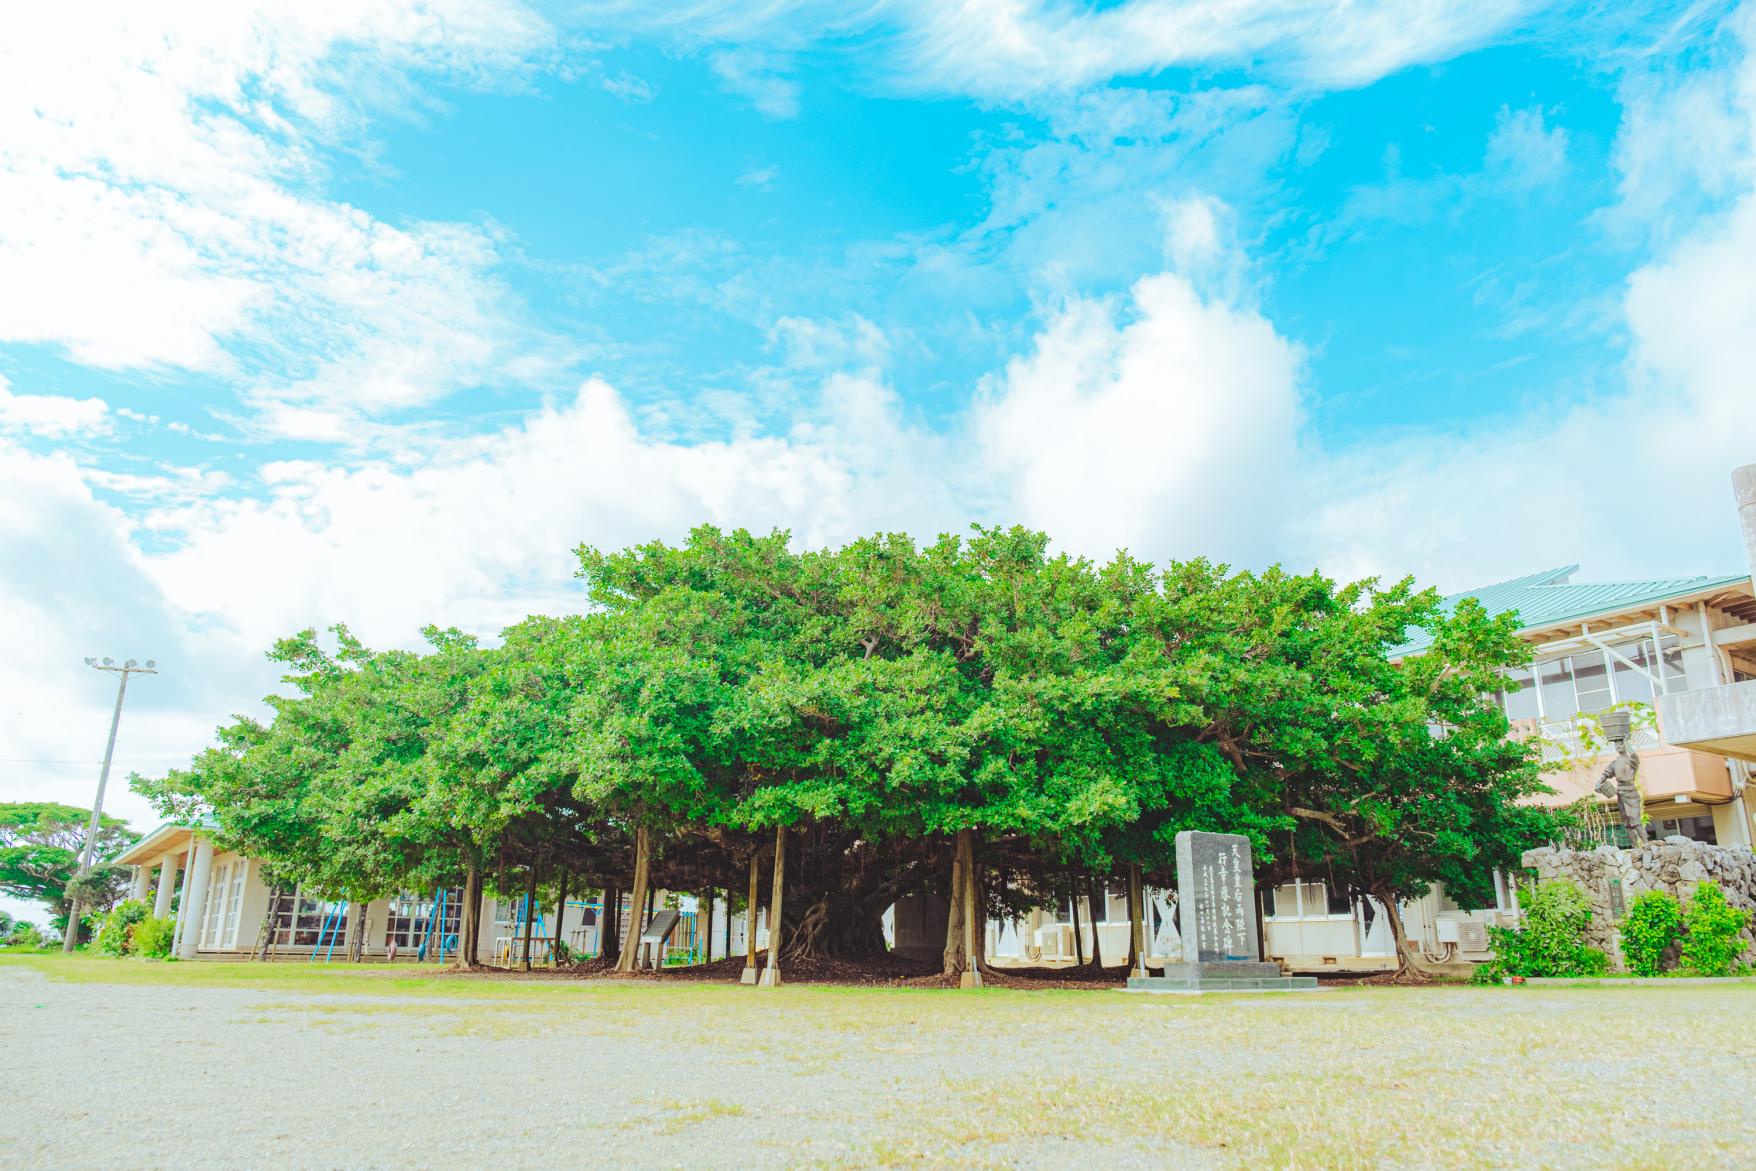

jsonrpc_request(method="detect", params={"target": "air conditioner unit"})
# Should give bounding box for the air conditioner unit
[1034,924,1071,960]
[1435,917,1491,952]
[1454,920,1490,953]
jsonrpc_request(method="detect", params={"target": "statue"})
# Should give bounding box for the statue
[1595,726,1647,846]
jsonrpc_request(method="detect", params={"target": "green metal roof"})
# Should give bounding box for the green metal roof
[1391,565,1751,658]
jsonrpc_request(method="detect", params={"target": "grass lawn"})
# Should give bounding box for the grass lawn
[4,953,1754,1168]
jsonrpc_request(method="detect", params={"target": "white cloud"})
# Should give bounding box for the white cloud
[1610,12,1755,243]
[582,1,1537,96]
[769,314,892,370]
[602,70,658,103]
[1486,105,1570,190]
[892,0,1537,95]
[737,163,781,189]
[974,268,1303,564]
[0,3,564,432]
[0,440,238,925]
[136,376,957,653]
[0,376,111,438]
[710,49,803,118]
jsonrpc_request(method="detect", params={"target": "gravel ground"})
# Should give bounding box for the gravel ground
[3,958,1754,1169]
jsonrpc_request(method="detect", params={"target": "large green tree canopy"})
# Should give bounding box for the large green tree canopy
[139,524,1550,972]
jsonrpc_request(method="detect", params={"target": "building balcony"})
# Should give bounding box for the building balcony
[1657,678,1756,763]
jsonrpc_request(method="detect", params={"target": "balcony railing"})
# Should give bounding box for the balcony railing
[1509,714,1662,766]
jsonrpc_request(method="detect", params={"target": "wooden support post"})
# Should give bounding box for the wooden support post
[551,869,568,966]
[1129,863,1147,977]
[758,826,786,987]
[960,830,982,989]
[741,853,760,985]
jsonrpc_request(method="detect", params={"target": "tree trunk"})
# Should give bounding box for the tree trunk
[614,827,652,973]
[759,826,786,986]
[459,863,480,968]
[350,899,367,963]
[552,870,569,965]
[942,836,966,977]
[1369,884,1437,979]
[722,885,732,962]
[474,866,489,965]
[742,854,760,983]
[1086,878,1105,968]
[520,862,540,972]
[602,884,621,964]
[1070,878,1084,965]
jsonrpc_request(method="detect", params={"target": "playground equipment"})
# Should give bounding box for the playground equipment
[417,888,458,963]
[496,894,551,966]
[308,900,348,963]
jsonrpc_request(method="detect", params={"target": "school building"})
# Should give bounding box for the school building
[111,821,757,966]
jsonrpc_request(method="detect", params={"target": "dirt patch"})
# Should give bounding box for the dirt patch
[434,952,1147,990]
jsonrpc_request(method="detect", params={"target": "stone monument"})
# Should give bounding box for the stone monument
[1126,831,1317,993]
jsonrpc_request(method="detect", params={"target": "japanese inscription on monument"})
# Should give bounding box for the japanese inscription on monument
[1175,830,1259,962]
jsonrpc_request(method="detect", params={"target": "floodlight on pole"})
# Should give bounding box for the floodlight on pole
[62,656,159,952]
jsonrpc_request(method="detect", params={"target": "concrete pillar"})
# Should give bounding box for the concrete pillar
[152,852,178,918]
[176,839,215,960]
[1729,464,1756,853]
[128,865,149,902]
[1736,464,1756,582]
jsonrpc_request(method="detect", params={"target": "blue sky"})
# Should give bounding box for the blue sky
[3,1,1756,912]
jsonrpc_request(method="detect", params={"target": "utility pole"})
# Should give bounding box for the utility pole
[62,657,158,953]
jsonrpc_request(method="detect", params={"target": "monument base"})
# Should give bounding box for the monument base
[1126,961,1318,994]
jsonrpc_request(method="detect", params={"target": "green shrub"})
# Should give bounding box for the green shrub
[1679,882,1752,977]
[132,915,178,958]
[96,899,151,956]
[1475,880,1610,981]
[1619,890,1683,977]
[3,921,48,950]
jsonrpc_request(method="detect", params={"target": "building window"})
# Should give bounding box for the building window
[1262,882,1349,919]
[1571,650,1612,713]
[1506,634,1688,723]
[386,890,462,952]
[269,887,348,947]
[1648,814,1716,845]
[1063,891,1109,923]
[1497,666,1540,721]
[223,860,247,948]
[201,862,230,949]
[1538,658,1577,720]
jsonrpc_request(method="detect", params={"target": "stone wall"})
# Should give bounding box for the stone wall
[1522,838,1756,967]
